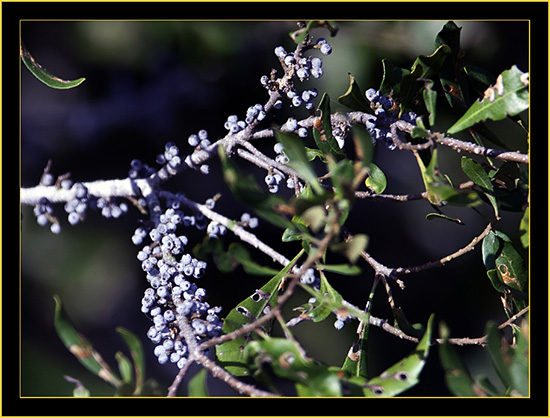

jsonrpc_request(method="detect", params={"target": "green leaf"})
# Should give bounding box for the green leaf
[115,352,134,384]
[435,21,469,112]
[319,263,361,276]
[216,251,303,376]
[464,65,497,96]
[338,73,371,112]
[447,66,529,135]
[276,130,324,195]
[116,327,145,395]
[53,295,121,388]
[421,79,438,126]
[519,207,529,248]
[438,322,478,396]
[361,314,435,396]
[364,162,387,194]
[218,146,291,229]
[481,231,528,316]
[305,271,343,322]
[330,234,368,264]
[425,212,464,225]
[461,156,499,219]
[21,42,85,89]
[313,93,346,158]
[485,321,513,389]
[399,44,451,112]
[244,337,342,396]
[289,20,338,44]
[63,376,91,397]
[380,59,409,97]
[188,369,209,397]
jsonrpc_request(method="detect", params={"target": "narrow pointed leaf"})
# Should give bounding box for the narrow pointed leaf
[116,326,145,395]
[461,156,499,218]
[53,295,121,387]
[338,73,371,112]
[362,314,435,396]
[21,42,85,89]
[447,66,529,135]
[216,251,303,376]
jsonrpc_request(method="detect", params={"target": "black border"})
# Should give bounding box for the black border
[7,1,548,416]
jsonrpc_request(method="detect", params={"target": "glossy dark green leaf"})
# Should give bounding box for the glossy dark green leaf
[461,156,499,219]
[464,65,497,96]
[21,42,85,89]
[216,251,303,376]
[399,45,451,112]
[447,66,529,135]
[337,73,371,112]
[53,295,121,388]
[313,93,346,158]
[435,21,469,111]
[380,59,409,97]
[361,314,435,397]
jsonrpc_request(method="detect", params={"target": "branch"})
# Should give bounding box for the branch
[392,120,529,164]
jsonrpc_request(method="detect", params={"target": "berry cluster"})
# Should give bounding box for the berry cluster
[261,37,330,113]
[133,200,223,368]
[364,88,417,150]
[223,104,267,135]
[31,165,132,233]
[185,130,211,175]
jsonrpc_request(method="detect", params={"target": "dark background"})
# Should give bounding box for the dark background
[7,1,547,414]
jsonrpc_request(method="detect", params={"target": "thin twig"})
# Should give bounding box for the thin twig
[394,222,493,275]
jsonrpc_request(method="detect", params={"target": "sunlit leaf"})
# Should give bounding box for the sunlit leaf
[244,337,342,396]
[447,66,529,135]
[364,162,387,194]
[216,251,303,376]
[360,314,435,396]
[425,212,464,225]
[21,42,85,89]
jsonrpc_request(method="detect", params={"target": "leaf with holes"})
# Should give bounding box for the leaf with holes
[216,251,303,376]
[360,314,434,397]
[244,337,342,396]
